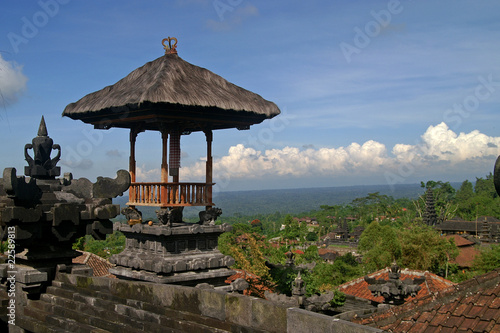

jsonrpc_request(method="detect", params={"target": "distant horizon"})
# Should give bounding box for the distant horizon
[212,181,428,194]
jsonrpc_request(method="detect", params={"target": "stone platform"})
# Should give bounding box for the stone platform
[109,222,235,286]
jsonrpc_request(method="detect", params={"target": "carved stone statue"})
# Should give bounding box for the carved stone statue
[156,207,184,226]
[198,207,222,225]
[24,116,61,179]
[121,206,143,225]
[364,263,423,305]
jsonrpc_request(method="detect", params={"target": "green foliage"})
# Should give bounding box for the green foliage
[306,231,318,242]
[303,245,320,262]
[329,290,347,307]
[358,221,401,271]
[282,214,301,240]
[453,174,500,220]
[472,244,500,274]
[351,192,394,224]
[398,223,458,273]
[72,236,85,251]
[474,173,497,198]
[269,266,298,296]
[73,231,125,259]
[218,223,271,281]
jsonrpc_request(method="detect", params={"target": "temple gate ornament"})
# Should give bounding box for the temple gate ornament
[0,116,130,299]
[24,116,61,179]
[364,263,423,305]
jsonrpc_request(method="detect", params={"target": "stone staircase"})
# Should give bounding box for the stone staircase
[18,279,232,333]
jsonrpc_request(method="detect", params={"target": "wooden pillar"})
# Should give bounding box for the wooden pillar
[129,128,139,205]
[160,129,169,206]
[205,129,213,209]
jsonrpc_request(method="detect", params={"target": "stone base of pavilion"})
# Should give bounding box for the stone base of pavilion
[109,222,235,287]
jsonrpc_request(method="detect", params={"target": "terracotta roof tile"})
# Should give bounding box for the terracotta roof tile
[474,319,493,332]
[72,251,116,278]
[441,315,464,328]
[464,305,484,318]
[437,302,457,314]
[422,324,441,333]
[416,310,434,323]
[429,312,448,326]
[452,302,470,317]
[437,326,457,333]
[392,320,414,332]
[409,321,429,332]
[483,308,499,321]
[451,246,480,268]
[490,297,500,309]
[351,269,500,333]
[338,267,455,304]
[444,235,475,247]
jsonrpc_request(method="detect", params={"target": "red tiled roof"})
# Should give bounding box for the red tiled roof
[444,234,475,247]
[225,269,273,298]
[442,235,480,268]
[338,267,455,304]
[318,248,338,256]
[72,251,116,278]
[453,245,480,268]
[353,269,500,332]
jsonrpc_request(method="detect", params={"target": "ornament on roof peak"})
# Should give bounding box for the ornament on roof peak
[162,37,178,55]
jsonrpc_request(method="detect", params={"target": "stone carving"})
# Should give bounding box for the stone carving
[494,155,500,196]
[93,169,131,198]
[292,271,306,296]
[0,117,129,265]
[199,207,222,225]
[24,116,61,179]
[364,263,423,305]
[121,206,143,225]
[109,222,235,286]
[157,207,184,226]
[156,207,184,226]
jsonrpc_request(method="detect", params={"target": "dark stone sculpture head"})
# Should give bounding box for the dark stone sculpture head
[24,116,61,179]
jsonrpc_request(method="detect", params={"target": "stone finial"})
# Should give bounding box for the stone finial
[24,116,61,179]
[292,271,306,297]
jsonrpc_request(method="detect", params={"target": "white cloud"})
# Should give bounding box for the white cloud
[392,122,500,164]
[185,123,500,183]
[135,123,500,187]
[136,164,161,182]
[0,54,28,106]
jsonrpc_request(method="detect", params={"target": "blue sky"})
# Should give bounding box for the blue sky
[1,0,500,192]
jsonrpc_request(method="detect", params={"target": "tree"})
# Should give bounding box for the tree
[474,173,497,198]
[472,244,500,274]
[282,214,301,240]
[456,180,474,202]
[455,180,476,220]
[358,221,401,272]
[398,223,458,275]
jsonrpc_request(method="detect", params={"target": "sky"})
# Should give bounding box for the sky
[1,0,500,193]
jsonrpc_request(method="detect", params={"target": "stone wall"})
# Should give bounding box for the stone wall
[14,272,382,333]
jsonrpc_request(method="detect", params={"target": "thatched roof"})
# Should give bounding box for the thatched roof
[63,53,280,132]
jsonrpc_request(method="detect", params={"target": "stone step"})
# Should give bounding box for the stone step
[45,315,113,333]
[40,294,144,333]
[25,300,111,333]
[16,313,71,333]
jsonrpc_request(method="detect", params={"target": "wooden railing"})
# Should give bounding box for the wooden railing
[127,182,214,207]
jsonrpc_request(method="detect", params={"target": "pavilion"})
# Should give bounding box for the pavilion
[63,37,280,213]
